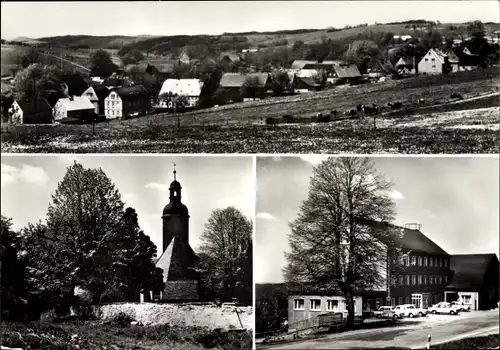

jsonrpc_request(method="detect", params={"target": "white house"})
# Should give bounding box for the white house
[158,79,204,109]
[104,85,150,119]
[417,48,450,75]
[81,86,110,115]
[53,96,95,122]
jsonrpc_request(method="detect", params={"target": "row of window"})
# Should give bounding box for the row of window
[106,110,121,117]
[390,274,447,286]
[392,253,448,268]
[293,298,357,312]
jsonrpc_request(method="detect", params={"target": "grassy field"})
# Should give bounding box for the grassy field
[2,68,499,153]
[1,320,252,350]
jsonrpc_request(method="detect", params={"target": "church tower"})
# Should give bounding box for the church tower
[155,164,199,301]
[161,165,190,253]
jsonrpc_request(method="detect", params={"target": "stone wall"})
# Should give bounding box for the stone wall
[164,280,199,301]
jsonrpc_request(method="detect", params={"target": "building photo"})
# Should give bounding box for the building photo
[255,156,499,348]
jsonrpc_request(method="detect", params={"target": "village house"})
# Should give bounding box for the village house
[179,51,191,64]
[53,96,96,123]
[158,79,204,109]
[81,85,111,116]
[219,72,272,102]
[395,57,416,75]
[445,254,499,311]
[330,64,362,84]
[8,98,53,124]
[242,48,259,53]
[293,76,322,93]
[104,85,150,120]
[417,48,453,75]
[287,221,459,328]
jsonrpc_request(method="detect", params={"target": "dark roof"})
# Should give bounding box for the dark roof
[333,64,361,78]
[162,202,189,216]
[114,85,150,100]
[219,73,270,88]
[447,254,499,290]
[296,76,321,87]
[17,98,52,115]
[360,219,448,255]
[93,86,111,100]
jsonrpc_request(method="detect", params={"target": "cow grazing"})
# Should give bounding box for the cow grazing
[330,110,338,117]
[344,109,357,117]
[282,114,294,123]
[318,114,331,123]
[356,104,363,111]
[418,98,425,104]
[451,92,463,100]
[363,105,378,115]
[387,102,403,110]
[265,117,278,125]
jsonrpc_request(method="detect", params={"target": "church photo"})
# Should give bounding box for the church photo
[1,154,254,347]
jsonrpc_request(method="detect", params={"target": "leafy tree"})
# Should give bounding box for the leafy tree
[199,65,223,108]
[89,49,117,78]
[283,157,402,329]
[121,49,145,65]
[344,40,381,74]
[198,207,252,304]
[240,76,263,100]
[1,215,28,321]
[159,92,189,110]
[21,48,41,68]
[271,71,291,96]
[12,63,62,103]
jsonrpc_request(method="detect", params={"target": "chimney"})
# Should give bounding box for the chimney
[404,223,422,231]
[69,95,74,101]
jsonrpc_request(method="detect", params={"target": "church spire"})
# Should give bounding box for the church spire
[169,162,181,203]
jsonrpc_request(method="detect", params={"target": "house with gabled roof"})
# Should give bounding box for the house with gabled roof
[8,98,53,124]
[53,96,96,123]
[445,254,499,310]
[81,85,111,116]
[395,57,416,75]
[158,79,204,109]
[104,85,150,120]
[417,48,453,75]
[219,72,272,102]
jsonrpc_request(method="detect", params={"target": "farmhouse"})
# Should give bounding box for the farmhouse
[331,64,362,83]
[53,96,95,123]
[219,72,272,102]
[179,51,191,64]
[104,85,150,120]
[81,85,111,115]
[417,48,452,75]
[158,79,204,109]
[154,167,200,301]
[445,254,499,311]
[8,98,53,124]
[395,57,416,75]
[293,76,322,92]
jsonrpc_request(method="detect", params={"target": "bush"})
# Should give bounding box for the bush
[108,312,135,327]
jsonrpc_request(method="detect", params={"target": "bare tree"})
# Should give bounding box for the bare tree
[283,157,402,329]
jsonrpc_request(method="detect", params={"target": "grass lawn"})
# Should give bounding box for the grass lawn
[1,320,252,350]
[2,68,499,153]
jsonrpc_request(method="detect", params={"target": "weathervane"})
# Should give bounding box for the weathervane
[173,162,177,180]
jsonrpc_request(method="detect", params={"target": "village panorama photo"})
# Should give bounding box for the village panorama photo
[255,155,499,349]
[1,155,254,349]
[0,1,499,154]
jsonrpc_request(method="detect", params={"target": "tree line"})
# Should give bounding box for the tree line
[1,162,253,323]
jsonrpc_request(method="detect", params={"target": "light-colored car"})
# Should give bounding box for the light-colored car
[451,301,472,312]
[393,304,427,318]
[373,306,396,318]
[428,302,461,315]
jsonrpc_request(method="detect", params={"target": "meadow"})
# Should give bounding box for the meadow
[2,67,498,154]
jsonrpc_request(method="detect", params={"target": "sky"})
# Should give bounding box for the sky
[1,1,499,40]
[255,156,500,284]
[1,155,254,254]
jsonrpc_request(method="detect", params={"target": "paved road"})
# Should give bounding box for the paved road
[264,310,499,349]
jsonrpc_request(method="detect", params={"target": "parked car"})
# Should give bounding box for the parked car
[451,301,472,312]
[373,306,396,319]
[393,304,427,318]
[428,302,461,315]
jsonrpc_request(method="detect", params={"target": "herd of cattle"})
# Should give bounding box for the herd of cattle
[264,91,465,126]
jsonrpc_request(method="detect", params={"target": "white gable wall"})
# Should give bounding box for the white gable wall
[8,101,23,124]
[81,87,99,114]
[53,100,67,121]
[418,49,444,75]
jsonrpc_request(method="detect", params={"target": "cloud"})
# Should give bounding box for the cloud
[388,189,405,200]
[256,212,276,220]
[145,182,170,191]
[299,155,330,165]
[1,163,49,187]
